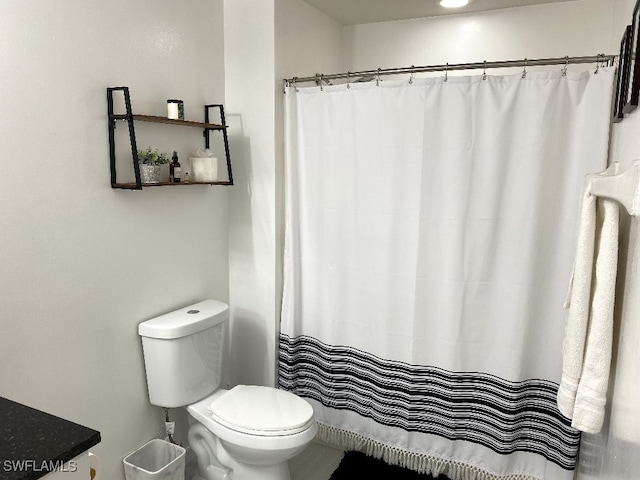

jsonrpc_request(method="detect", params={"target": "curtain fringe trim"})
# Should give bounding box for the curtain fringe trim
[316,423,540,480]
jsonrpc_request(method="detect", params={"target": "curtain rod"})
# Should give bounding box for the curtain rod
[284,54,615,86]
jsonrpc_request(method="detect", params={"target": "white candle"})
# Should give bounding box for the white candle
[167,101,179,119]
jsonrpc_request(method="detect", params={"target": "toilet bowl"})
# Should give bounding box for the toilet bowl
[138,300,317,480]
[187,386,317,480]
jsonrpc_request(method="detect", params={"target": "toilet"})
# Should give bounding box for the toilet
[138,299,317,480]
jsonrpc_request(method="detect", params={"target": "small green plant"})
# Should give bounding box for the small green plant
[137,147,169,165]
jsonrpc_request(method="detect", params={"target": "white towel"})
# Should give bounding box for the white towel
[572,198,619,432]
[558,184,619,433]
[558,183,597,418]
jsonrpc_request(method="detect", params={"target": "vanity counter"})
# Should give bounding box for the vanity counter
[0,397,101,480]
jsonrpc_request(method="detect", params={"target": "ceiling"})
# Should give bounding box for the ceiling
[300,0,576,25]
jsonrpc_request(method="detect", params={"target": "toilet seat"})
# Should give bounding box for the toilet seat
[208,385,314,436]
[187,389,317,453]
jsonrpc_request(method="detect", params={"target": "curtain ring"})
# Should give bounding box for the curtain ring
[293,77,299,92]
[347,71,351,89]
[562,56,569,77]
[320,73,325,91]
[444,63,449,82]
[595,53,604,74]
[482,60,487,81]
[409,65,415,85]
[521,58,527,79]
[376,68,382,86]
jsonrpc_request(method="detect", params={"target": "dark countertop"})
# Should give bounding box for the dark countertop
[0,397,101,480]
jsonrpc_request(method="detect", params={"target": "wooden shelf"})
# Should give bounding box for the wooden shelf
[112,181,228,188]
[109,114,226,130]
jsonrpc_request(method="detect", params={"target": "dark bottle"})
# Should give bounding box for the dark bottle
[170,151,181,183]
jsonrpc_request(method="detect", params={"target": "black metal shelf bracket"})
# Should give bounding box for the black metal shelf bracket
[107,86,142,189]
[205,104,234,186]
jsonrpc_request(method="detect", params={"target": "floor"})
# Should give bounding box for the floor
[289,441,344,480]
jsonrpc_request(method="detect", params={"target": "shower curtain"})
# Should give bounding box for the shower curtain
[279,67,614,480]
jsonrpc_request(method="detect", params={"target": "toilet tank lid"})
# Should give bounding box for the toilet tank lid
[138,299,229,339]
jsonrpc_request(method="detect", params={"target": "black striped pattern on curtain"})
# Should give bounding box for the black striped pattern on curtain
[278,333,580,471]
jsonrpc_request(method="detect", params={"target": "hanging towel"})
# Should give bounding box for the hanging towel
[558,182,619,433]
[558,182,597,417]
[572,198,619,432]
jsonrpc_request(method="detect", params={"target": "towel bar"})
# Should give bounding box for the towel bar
[590,160,640,215]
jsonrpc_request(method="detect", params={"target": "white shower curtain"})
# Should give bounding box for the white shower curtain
[279,67,614,480]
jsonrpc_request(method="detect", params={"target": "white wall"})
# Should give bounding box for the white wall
[224,0,342,388]
[0,1,228,479]
[276,0,344,80]
[343,0,613,74]
[224,0,278,387]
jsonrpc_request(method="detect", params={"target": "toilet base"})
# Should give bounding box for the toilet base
[188,419,293,480]
[188,422,230,480]
[190,461,289,480]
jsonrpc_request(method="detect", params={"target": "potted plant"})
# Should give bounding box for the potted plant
[137,147,169,184]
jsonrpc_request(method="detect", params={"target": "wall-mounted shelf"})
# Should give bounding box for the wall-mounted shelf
[113,114,226,130]
[107,86,233,189]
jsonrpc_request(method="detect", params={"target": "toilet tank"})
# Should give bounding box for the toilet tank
[138,299,228,408]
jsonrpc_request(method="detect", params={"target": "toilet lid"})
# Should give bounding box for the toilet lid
[209,385,313,434]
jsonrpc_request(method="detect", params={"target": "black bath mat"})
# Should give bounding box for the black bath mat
[329,451,451,479]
